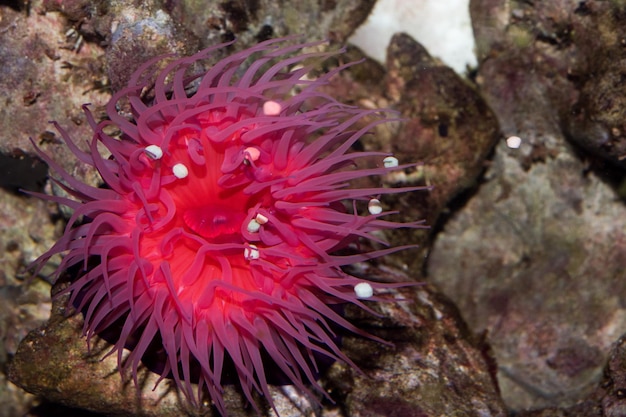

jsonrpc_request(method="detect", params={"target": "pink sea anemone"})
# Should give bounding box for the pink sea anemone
[33,38,424,415]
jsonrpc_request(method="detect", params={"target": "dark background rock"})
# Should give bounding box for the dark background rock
[384,33,500,270]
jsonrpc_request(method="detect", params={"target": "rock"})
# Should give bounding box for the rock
[385,33,500,232]
[167,0,376,49]
[426,0,626,411]
[9,287,205,417]
[599,334,626,417]
[560,2,626,169]
[0,2,109,171]
[338,270,507,417]
[104,0,200,92]
[0,187,61,415]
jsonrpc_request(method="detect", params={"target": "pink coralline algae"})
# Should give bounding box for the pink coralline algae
[33,38,424,415]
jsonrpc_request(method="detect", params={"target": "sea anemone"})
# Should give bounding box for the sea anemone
[32,37,424,415]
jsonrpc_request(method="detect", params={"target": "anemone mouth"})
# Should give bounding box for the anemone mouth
[183,204,246,240]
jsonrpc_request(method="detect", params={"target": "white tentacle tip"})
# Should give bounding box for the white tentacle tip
[145,145,163,160]
[354,282,374,299]
[263,100,282,116]
[247,219,261,233]
[243,147,261,163]
[383,156,399,168]
[255,213,269,224]
[368,198,383,215]
[246,213,269,233]
[244,245,260,260]
[173,163,189,179]
[506,136,522,149]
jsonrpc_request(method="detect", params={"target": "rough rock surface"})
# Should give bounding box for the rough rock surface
[338,277,506,417]
[383,33,500,269]
[427,0,626,413]
[597,334,626,417]
[167,0,377,49]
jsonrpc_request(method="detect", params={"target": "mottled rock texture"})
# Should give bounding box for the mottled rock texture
[427,0,626,413]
